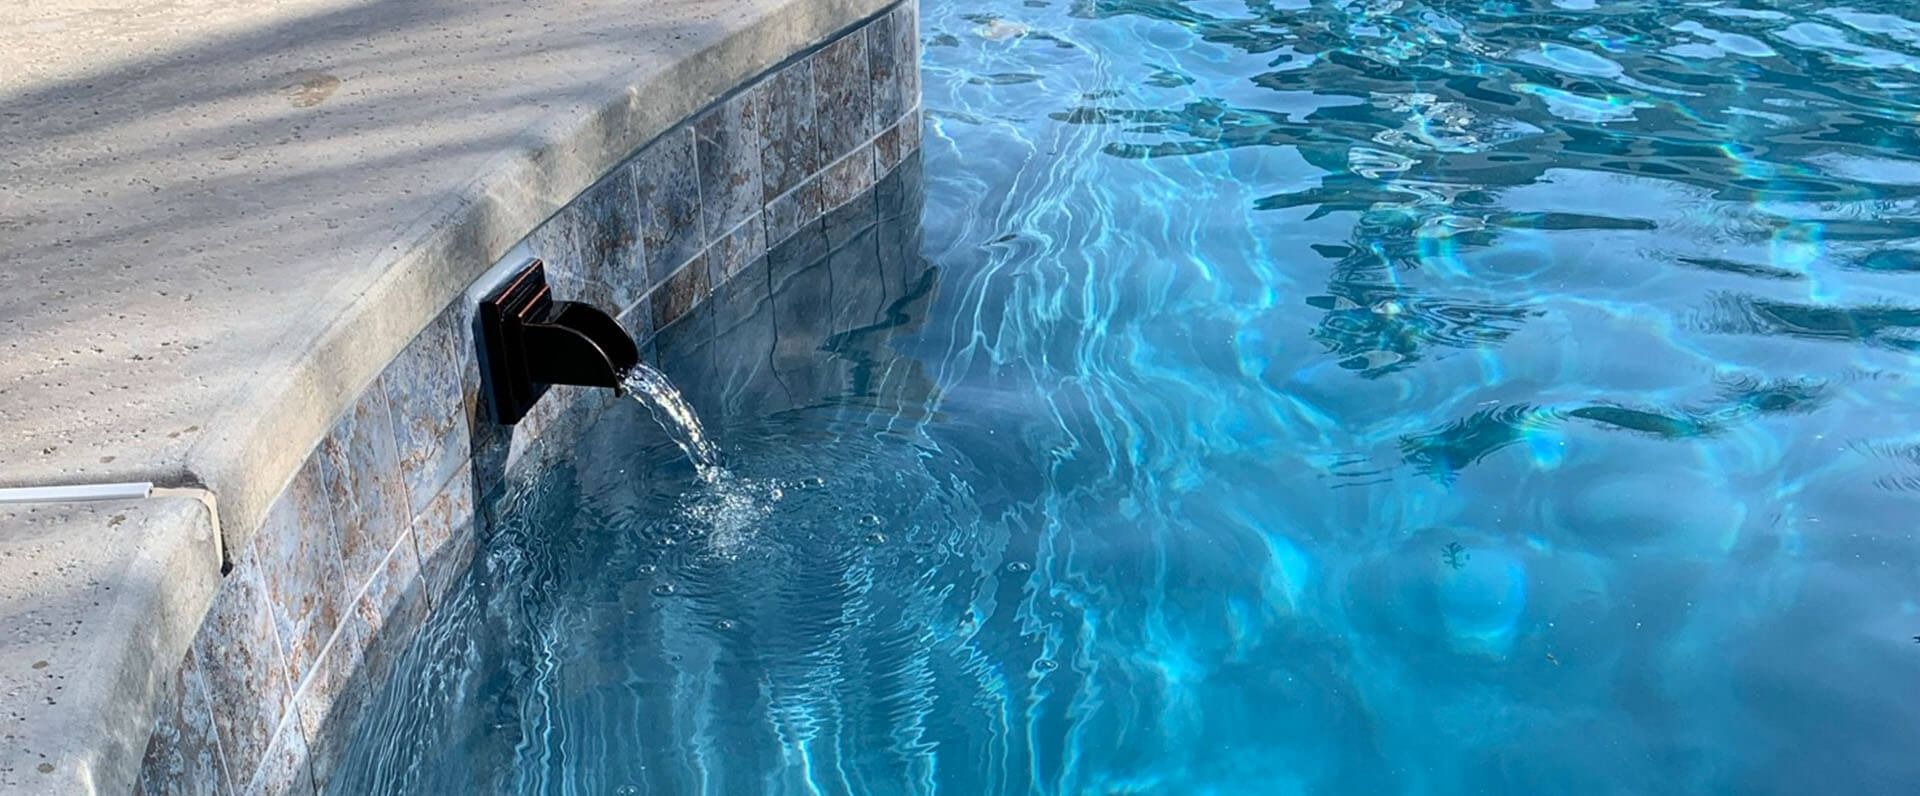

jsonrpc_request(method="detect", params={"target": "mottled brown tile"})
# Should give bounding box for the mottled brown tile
[315,388,409,592]
[410,461,475,601]
[695,90,763,243]
[135,650,228,796]
[650,253,712,330]
[242,718,313,796]
[818,145,877,218]
[813,31,875,167]
[875,108,923,175]
[191,559,292,792]
[250,457,346,691]
[765,177,822,248]
[528,169,647,309]
[381,306,472,517]
[634,127,705,286]
[757,60,819,201]
[708,214,767,287]
[870,4,920,130]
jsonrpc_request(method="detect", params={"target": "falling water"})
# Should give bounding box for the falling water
[619,363,719,478]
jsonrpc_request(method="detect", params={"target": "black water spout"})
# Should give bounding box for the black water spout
[477,258,640,425]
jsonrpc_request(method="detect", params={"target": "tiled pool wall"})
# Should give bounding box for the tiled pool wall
[133,3,920,793]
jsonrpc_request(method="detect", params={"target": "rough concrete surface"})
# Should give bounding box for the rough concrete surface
[0,499,220,795]
[0,0,893,792]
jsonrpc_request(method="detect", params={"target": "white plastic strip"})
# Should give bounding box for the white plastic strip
[0,482,225,565]
[0,482,155,504]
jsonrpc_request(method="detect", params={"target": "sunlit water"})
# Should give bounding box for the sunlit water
[329,1,1920,793]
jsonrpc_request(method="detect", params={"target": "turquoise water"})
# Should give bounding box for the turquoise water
[332,1,1920,793]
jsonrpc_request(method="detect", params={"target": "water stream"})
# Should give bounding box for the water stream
[619,363,720,478]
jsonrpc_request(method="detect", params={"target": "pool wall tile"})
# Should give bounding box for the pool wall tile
[652,254,713,330]
[135,649,227,796]
[242,718,313,796]
[875,108,922,174]
[814,32,875,166]
[250,458,346,695]
[635,127,707,287]
[138,4,922,792]
[757,59,819,201]
[188,557,291,794]
[696,91,764,243]
[529,168,648,311]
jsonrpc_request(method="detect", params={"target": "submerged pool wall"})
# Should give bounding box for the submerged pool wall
[133,3,921,792]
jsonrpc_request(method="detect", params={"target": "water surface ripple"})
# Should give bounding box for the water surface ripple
[331,1,1920,793]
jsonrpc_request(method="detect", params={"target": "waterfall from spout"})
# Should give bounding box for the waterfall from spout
[619,363,720,478]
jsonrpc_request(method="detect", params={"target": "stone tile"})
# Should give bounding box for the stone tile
[813,31,875,168]
[190,559,292,793]
[634,128,706,287]
[315,388,409,592]
[243,718,313,796]
[756,59,819,201]
[695,90,764,243]
[828,223,888,337]
[868,6,919,132]
[824,188,878,251]
[411,461,475,605]
[818,145,877,220]
[296,533,424,792]
[764,177,822,248]
[250,457,346,691]
[709,258,783,422]
[875,108,923,175]
[135,650,228,796]
[653,306,721,422]
[650,254,712,331]
[528,169,647,310]
[381,307,473,517]
[708,214,767,288]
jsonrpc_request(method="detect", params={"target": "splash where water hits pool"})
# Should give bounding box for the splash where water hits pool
[330,1,1920,793]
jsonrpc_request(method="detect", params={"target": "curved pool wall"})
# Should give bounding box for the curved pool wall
[130,4,922,793]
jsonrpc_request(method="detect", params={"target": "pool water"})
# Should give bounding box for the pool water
[332,0,1920,793]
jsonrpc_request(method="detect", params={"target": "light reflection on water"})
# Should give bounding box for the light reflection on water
[330,1,1920,793]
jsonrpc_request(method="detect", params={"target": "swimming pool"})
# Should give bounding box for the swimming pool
[331,0,1920,792]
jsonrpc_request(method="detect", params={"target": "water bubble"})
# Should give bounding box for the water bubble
[1035,659,1058,672]
[637,564,658,575]
[615,786,642,796]
[652,583,678,597]
[801,476,826,489]
[864,532,889,546]
[659,536,678,547]
[769,487,785,501]
[858,514,882,527]
[1006,561,1033,574]
[713,619,737,631]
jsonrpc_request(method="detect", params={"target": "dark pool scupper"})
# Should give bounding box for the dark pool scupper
[189,0,1920,794]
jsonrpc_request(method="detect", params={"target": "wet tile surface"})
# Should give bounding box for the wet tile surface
[635,128,706,287]
[190,559,291,792]
[708,213,768,288]
[764,175,823,247]
[411,461,475,605]
[651,254,712,331]
[695,91,764,243]
[819,147,878,229]
[135,650,227,796]
[867,7,916,130]
[315,389,409,592]
[757,60,819,201]
[875,108,923,175]
[814,32,875,169]
[250,458,346,690]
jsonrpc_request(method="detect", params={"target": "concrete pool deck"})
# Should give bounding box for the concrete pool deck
[0,0,895,791]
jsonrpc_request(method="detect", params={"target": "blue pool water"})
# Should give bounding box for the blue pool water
[333,1,1920,792]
